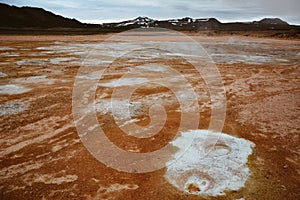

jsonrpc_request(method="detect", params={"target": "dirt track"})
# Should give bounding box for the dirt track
[0,33,299,199]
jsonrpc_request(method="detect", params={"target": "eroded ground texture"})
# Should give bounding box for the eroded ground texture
[0,33,299,199]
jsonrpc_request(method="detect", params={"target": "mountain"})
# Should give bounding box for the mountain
[153,17,222,30]
[0,3,85,28]
[101,16,294,31]
[102,17,222,30]
[104,17,155,28]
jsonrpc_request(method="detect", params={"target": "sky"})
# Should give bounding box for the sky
[1,0,300,25]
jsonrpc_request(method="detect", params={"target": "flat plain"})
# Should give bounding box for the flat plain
[0,33,299,199]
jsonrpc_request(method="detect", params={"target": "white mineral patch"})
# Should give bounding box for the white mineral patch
[227,37,237,44]
[0,46,15,50]
[98,77,149,87]
[50,57,76,65]
[14,75,66,85]
[210,53,273,64]
[77,73,100,80]
[0,72,7,78]
[105,183,139,192]
[34,174,78,185]
[15,75,46,82]
[87,183,139,200]
[78,58,112,66]
[95,99,142,119]
[16,60,46,66]
[1,52,19,57]
[137,64,170,72]
[0,102,28,116]
[165,129,255,197]
[0,84,31,95]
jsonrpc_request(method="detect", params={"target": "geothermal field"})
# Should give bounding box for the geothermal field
[0,32,299,199]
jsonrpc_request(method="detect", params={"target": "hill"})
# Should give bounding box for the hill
[0,3,84,28]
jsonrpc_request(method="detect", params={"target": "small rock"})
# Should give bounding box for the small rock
[280,185,287,190]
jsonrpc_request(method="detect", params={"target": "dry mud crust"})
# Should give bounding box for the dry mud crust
[0,34,299,200]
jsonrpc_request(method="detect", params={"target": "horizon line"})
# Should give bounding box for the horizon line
[78,17,299,26]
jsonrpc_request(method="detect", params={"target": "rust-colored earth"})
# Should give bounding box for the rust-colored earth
[0,33,299,199]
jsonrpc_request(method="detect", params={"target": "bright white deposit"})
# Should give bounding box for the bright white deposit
[0,84,31,95]
[165,129,255,196]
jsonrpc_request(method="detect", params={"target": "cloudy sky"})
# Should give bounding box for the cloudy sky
[2,0,300,24]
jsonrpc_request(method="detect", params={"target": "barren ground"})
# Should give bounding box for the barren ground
[0,34,299,199]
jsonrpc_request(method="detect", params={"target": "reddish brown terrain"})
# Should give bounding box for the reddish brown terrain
[0,33,299,199]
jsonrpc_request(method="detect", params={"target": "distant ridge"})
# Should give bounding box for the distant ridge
[257,18,289,25]
[101,16,293,31]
